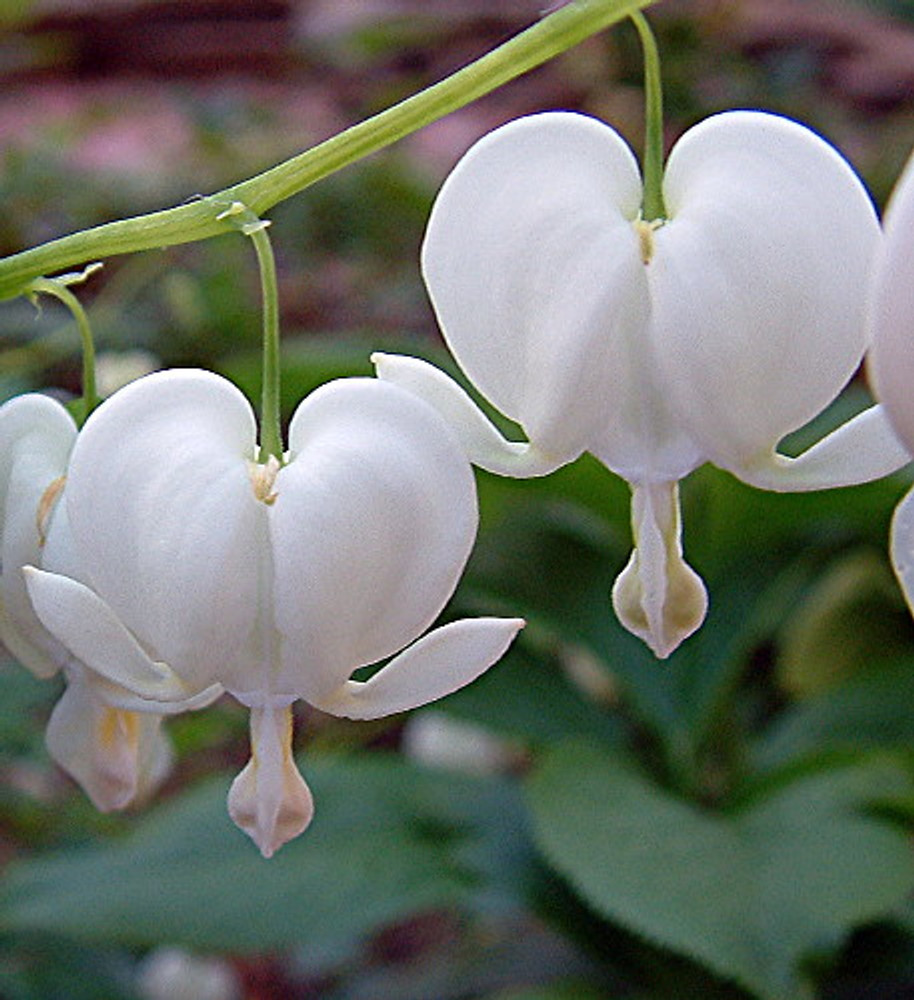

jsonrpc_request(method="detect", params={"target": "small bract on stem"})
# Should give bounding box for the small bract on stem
[26,263,103,425]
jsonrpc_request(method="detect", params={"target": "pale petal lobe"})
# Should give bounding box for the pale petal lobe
[890,486,914,615]
[274,377,481,701]
[63,369,262,691]
[0,393,77,678]
[422,111,649,462]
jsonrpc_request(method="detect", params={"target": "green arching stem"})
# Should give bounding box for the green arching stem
[0,0,656,302]
[28,277,99,424]
[631,11,667,221]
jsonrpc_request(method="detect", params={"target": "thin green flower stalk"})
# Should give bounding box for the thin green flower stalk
[214,201,283,463]
[253,225,283,466]
[630,11,667,221]
[27,264,102,424]
[0,0,655,303]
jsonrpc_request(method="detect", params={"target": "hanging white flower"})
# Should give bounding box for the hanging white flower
[374,109,909,657]
[25,369,523,856]
[0,392,213,810]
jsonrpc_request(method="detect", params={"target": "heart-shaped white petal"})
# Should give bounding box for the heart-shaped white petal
[62,369,262,692]
[28,369,521,851]
[423,111,700,480]
[412,108,904,659]
[271,377,486,703]
[652,110,882,475]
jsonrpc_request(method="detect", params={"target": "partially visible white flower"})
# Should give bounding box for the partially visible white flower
[136,947,240,1000]
[375,110,909,657]
[0,392,215,811]
[865,147,914,611]
[402,711,519,775]
[559,643,617,706]
[26,370,523,856]
[95,349,159,397]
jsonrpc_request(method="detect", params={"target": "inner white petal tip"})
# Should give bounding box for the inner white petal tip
[227,705,314,857]
[612,550,708,658]
[228,763,314,858]
[613,481,708,659]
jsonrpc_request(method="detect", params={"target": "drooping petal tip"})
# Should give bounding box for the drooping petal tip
[24,567,205,703]
[312,616,525,720]
[371,353,569,477]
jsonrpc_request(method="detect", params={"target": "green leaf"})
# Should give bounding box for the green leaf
[775,550,914,697]
[0,659,58,756]
[0,935,136,1000]
[526,741,914,1000]
[487,984,608,1000]
[0,753,533,954]
[437,644,622,749]
[461,486,681,741]
[755,657,914,773]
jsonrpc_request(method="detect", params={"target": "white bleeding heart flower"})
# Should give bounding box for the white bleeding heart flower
[865,147,914,611]
[374,109,910,657]
[24,369,523,857]
[0,392,213,811]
